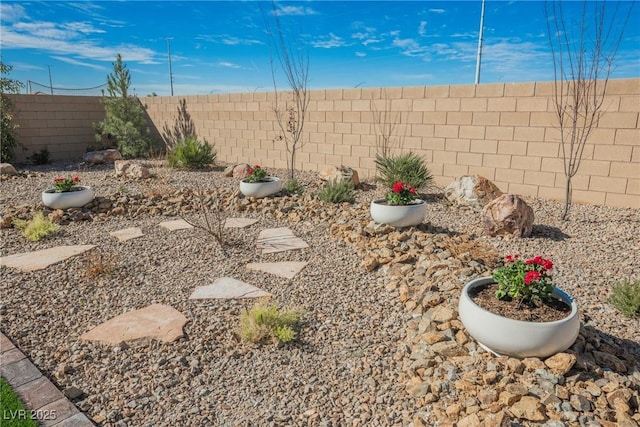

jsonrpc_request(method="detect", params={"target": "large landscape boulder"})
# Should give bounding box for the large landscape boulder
[318,165,360,187]
[482,194,534,237]
[83,149,122,165]
[444,175,502,211]
[230,163,251,180]
[0,163,18,175]
[114,160,151,179]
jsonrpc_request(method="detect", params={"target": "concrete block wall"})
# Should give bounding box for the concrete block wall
[8,78,639,208]
[144,79,639,208]
[8,94,104,163]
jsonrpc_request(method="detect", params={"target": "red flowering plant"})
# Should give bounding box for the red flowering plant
[493,254,554,305]
[385,181,419,206]
[245,165,268,183]
[53,176,81,193]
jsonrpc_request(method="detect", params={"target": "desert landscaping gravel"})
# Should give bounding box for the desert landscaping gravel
[1,161,638,426]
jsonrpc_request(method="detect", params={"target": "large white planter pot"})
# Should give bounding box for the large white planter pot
[459,276,580,359]
[41,186,95,209]
[239,177,282,198]
[370,198,427,227]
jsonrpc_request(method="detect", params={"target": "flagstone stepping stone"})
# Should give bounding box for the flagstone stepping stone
[246,261,308,279]
[189,277,271,300]
[0,245,95,272]
[158,219,193,231]
[256,227,309,254]
[224,217,259,228]
[109,227,144,241]
[80,304,188,345]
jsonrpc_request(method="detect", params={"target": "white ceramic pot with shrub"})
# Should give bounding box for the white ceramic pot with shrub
[41,176,95,209]
[370,181,427,227]
[239,165,282,198]
[459,255,580,359]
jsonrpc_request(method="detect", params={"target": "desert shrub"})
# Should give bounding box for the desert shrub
[1,62,24,163]
[608,279,640,318]
[239,303,302,344]
[374,152,432,190]
[318,179,355,203]
[167,136,216,169]
[27,147,51,165]
[85,249,117,278]
[13,212,60,241]
[283,178,305,195]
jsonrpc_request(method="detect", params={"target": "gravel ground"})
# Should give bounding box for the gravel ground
[1,161,639,426]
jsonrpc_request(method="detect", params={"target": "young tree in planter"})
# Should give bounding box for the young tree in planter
[265,2,310,181]
[94,54,152,159]
[545,0,633,220]
[1,62,25,162]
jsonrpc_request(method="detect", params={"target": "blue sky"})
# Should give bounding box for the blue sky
[2,1,639,96]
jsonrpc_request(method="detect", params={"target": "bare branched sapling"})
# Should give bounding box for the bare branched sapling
[545,0,632,220]
[265,1,310,180]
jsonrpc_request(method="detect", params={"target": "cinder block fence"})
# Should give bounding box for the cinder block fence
[9,78,640,208]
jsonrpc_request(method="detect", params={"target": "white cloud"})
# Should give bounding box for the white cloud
[429,8,445,14]
[197,34,263,46]
[313,33,348,49]
[393,38,429,57]
[218,61,241,69]
[355,52,366,57]
[418,21,427,37]
[0,3,27,22]
[274,5,318,16]
[51,56,108,71]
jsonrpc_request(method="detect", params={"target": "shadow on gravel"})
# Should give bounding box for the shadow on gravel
[418,223,460,237]
[531,224,571,241]
[580,324,640,371]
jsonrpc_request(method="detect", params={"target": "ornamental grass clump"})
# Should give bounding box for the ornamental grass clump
[493,254,554,306]
[13,212,60,241]
[385,181,418,206]
[374,152,432,190]
[53,176,81,192]
[244,165,268,182]
[239,303,302,344]
[318,179,355,203]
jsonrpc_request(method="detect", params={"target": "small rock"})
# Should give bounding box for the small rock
[63,386,84,399]
[510,396,547,421]
[482,194,534,237]
[545,353,577,375]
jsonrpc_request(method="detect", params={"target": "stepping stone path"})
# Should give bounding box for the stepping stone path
[0,245,95,272]
[246,261,308,279]
[189,277,271,300]
[224,217,259,228]
[80,304,189,345]
[256,227,309,254]
[4,217,312,422]
[158,218,193,231]
[109,226,144,241]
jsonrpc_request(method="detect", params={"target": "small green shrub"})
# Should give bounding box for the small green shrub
[167,136,216,169]
[283,178,305,195]
[318,179,355,203]
[239,303,302,344]
[13,212,60,241]
[27,147,51,165]
[608,279,640,318]
[375,152,432,190]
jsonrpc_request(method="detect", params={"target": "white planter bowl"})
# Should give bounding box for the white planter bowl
[42,186,95,210]
[370,198,427,227]
[459,276,580,359]
[239,177,282,198]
